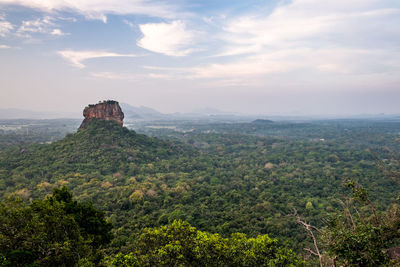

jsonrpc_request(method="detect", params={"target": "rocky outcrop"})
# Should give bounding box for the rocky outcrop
[79,100,124,128]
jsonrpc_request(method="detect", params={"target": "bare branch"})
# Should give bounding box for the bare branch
[304,248,319,256]
[293,208,323,267]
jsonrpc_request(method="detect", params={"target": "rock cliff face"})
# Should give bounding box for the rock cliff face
[79,100,124,129]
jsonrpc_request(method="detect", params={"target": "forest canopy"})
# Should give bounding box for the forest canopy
[0,118,400,265]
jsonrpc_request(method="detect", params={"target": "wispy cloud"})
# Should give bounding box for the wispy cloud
[0,0,184,22]
[123,19,135,29]
[16,16,67,37]
[90,72,138,81]
[58,50,139,68]
[18,16,53,33]
[219,1,400,56]
[0,44,11,48]
[135,47,400,89]
[190,0,400,82]
[89,71,173,81]
[137,20,195,56]
[0,13,13,37]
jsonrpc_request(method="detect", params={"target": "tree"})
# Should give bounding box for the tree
[50,186,113,249]
[0,187,112,266]
[108,220,304,266]
[295,179,400,266]
[322,180,400,266]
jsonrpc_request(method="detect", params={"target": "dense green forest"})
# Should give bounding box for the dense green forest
[1,118,400,265]
[0,119,80,148]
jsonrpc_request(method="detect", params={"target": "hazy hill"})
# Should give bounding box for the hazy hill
[120,103,165,119]
[0,119,188,190]
[252,119,274,124]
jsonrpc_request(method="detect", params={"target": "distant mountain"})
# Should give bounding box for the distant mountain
[252,119,274,124]
[121,104,243,120]
[120,103,164,119]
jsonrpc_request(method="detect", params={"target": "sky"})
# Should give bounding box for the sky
[0,0,399,116]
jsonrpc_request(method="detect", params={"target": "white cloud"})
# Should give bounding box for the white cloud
[0,44,11,48]
[220,0,400,54]
[17,16,53,33]
[0,0,182,21]
[137,20,195,56]
[58,50,139,68]
[138,47,400,88]
[50,28,65,36]
[188,0,400,83]
[16,16,67,37]
[0,14,13,37]
[81,46,400,90]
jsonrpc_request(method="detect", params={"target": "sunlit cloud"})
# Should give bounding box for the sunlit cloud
[220,1,400,56]
[137,20,195,57]
[136,48,400,89]
[196,0,400,82]
[58,50,140,68]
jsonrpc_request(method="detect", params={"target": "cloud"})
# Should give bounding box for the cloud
[0,21,13,36]
[137,20,195,56]
[123,19,134,29]
[58,50,139,68]
[0,44,11,48]
[18,16,54,33]
[188,58,296,79]
[137,47,400,89]
[141,56,297,80]
[0,14,13,37]
[16,16,67,37]
[50,28,65,36]
[186,0,400,82]
[220,1,400,55]
[89,71,173,81]
[90,72,139,81]
[0,0,182,21]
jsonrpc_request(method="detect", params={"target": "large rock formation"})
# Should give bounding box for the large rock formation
[79,100,124,129]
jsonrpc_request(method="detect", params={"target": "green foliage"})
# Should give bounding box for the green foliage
[346,180,369,203]
[1,118,399,257]
[324,218,387,266]
[322,180,400,266]
[109,253,140,267]
[50,186,113,248]
[108,220,304,266]
[0,187,112,266]
[0,119,187,181]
